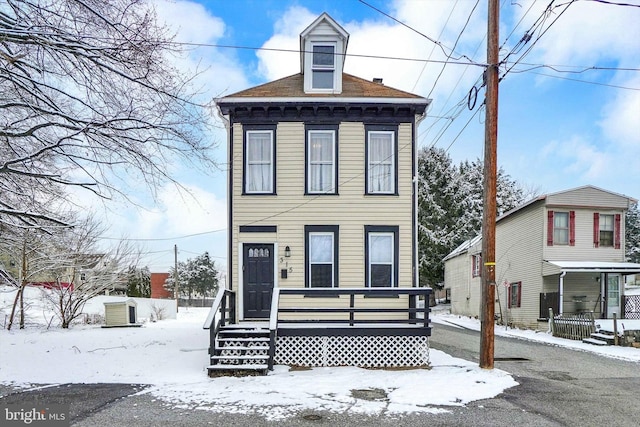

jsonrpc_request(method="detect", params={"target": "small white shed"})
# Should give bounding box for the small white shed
[103,299,138,327]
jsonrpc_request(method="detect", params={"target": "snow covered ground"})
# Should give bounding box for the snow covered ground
[0,286,638,421]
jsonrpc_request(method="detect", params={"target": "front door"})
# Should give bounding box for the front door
[243,244,274,319]
[606,274,621,318]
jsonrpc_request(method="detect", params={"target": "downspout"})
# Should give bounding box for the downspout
[559,271,566,316]
[215,103,232,291]
[413,110,427,289]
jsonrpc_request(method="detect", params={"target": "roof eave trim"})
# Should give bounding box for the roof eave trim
[218,97,430,105]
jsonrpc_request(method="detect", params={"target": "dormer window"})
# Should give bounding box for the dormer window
[300,13,348,94]
[312,44,335,89]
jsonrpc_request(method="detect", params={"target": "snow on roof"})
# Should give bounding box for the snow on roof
[545,261,640,273]
[443,235,482,261]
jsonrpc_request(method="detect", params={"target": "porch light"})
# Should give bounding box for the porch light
[285,246,291,258]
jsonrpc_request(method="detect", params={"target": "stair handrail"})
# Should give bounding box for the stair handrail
[267,287,281,370]
[203,285,227,330]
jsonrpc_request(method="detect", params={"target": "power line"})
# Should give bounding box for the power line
[357,0,479,64]
[528,71,640,90]
[585,0,640,7]
[99,227,226,242]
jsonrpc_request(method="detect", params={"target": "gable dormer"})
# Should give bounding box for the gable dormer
[300,13,349,94]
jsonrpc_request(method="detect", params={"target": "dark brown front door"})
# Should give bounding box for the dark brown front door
[243,244,274,318]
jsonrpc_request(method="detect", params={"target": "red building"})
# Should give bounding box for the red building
[150,273,172,299]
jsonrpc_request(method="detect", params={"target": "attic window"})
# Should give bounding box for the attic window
[312,44,335,89]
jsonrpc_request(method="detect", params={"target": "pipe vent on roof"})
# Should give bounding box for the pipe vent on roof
[373,78,383,84]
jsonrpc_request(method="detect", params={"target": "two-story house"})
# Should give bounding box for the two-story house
[444,185,640,330]
[206,13,431,375]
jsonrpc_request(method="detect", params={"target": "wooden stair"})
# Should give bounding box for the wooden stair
[582,330,620,346]
[207,324,271,376]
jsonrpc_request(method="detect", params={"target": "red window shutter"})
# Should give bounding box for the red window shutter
[569,211,576,246]
[471,257,475,277]
[508,284,512,309]
[517,282,522,308]
[614,213,621,249]
[547,210,554,246]
[593,213,600,248]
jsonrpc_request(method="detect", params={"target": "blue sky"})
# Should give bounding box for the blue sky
[95,0,640,273]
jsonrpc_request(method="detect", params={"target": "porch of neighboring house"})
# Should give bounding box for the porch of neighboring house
[203,287,432,376]
[539,261,640,321]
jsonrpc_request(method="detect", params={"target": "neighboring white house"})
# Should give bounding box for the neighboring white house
[444,185,640,330]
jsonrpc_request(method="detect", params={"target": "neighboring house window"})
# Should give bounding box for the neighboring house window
[311,44,335,90]
[599,214,614,247]
[244,129,275,194]
[306,126,337,194]
[547,210,575,246]
[366,126,397,194]
[365,226,399,287]
[594,213,621,249]
[508,282,522,308]
[305,225,339,287]
[471,254,482,278]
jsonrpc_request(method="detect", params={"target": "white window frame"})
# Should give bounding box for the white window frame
[472,254,482,278]
[307,129,336,194]
[311,42,336,91]
[308,232,335,288]
[367,231,395,287]
[245,130,274,194]
[553,212,569,245]
[367,130,395,194]
[599,214,614,247]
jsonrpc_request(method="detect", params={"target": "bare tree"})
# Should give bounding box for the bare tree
[3,228,60,330]
[40,215,143,328]
[0,0,216,228]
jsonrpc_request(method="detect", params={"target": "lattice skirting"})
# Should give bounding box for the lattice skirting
[274,335,430,368]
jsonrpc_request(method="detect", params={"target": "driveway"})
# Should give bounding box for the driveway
[2,322,638,426]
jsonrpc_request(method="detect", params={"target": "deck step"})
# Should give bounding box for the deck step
[582,337,609,346]
[207,364,268,371]
[218,337,269,343]
[211,354,269,361]
[217,345,269,351]
[209,325,272,376]
[218,330,269,337]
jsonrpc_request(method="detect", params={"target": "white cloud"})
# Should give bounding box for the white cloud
[152,0,250,97]
[255,1,486,112]
[542,136,612,181]
[600,73,640,148]
[510,0,640,68]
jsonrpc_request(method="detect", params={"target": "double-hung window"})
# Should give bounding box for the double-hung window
[508,282,522,308]
[553,212,569,245]
[366,126,397,194]
[594,212,621,249]
[311,44,335,90]
[305,225,339,288]
[547,210,575,246]
[244,128,274,194]
[599,214,614,247]
[472,254,482,278]
[306,126,337,194]
[365,226,399,287]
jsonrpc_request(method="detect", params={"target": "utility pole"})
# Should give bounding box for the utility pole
[174,244,179,313]
[480,0,499,369]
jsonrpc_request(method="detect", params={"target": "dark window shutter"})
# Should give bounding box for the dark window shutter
[593,213,600,248]
[517,282,522,308]
[547,210,554,246]
[569,211,576,246]
[508,284,512,309]
[614,213,621,249]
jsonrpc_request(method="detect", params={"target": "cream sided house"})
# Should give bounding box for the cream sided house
[444,185,640,330]
[205,13,431,375]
